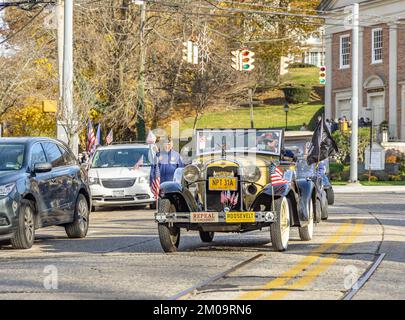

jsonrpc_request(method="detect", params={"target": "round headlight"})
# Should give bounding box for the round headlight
[183,165,200,183]
[243,166,261,183]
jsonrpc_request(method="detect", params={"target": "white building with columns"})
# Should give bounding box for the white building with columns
[319,0,405,143]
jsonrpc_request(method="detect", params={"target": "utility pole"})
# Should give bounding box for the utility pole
[60,0,78,155]
[136,0,146,141]
[350,3,359,183]
[56,0,64,102]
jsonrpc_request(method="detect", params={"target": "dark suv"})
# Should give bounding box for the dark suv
[0,138,91,249]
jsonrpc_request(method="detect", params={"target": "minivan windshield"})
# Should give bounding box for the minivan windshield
[91,148,150,168]
[0,144,25,171]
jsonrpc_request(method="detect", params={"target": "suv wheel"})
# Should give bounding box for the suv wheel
[65,194,89,238]
[11,200,35,249]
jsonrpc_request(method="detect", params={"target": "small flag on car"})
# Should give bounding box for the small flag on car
[106,129,113,145]
[270,162,288,186]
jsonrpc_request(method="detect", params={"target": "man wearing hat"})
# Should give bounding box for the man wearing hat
[155,136,185,183]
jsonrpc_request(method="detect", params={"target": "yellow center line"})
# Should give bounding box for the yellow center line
[263,220,364,300]
[236,220,354,300]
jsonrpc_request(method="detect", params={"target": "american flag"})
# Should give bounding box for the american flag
[106,129,113,145]
[132,155,144,171]
[270,162,288,186]
[150,162,160,199]
[87,120,96,153]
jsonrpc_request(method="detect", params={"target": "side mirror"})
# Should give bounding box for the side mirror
[33,162,52,173]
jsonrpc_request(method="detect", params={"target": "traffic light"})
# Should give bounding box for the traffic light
[319,66,326,85]
[240,49,255,72]
[182,40,199,65]
[231,49,242,71]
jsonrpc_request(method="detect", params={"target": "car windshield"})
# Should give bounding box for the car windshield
[91,148,150,168]
[196,129,283,156]
[0,144,25,171]
[296,159,315,179]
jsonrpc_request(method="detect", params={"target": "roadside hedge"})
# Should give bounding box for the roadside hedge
[282,86,312,104]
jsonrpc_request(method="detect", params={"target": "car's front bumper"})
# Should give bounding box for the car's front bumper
[154,211,276,224]
[0,194,19,239]
[90,183,155,207]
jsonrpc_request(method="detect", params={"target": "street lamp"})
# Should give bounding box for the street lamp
[284,103,290,131]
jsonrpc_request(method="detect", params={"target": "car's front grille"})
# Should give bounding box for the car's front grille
[102,179,136,189]
[206,165,241,211]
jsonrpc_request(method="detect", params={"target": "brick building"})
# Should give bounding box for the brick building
[319,0,405,142]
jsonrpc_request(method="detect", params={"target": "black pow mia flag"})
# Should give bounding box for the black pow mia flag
[307,117,339,165]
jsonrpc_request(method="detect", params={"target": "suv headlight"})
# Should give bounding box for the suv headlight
[243,166,261,183]
[0,183,16,196]
[89,177,100,185]
[138,176,148,184]
[183,165,200,183]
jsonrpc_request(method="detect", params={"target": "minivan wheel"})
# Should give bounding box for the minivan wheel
[11,200,35,249]
[65,194,89,239]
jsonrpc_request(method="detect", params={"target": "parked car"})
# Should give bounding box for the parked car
[88,144,155,210]
[155,129,318,253]
[0,137,91,249]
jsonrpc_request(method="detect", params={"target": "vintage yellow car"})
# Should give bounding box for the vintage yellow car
[155,129,318,253]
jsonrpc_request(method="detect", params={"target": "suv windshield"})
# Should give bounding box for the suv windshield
[91,148,150,168]
[0,144,25,171]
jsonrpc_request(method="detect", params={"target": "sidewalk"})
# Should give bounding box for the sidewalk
[333,184,405,194]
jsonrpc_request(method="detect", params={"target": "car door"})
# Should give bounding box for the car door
[29,143,54,227]
[57,143,80,223]
[41,142,70,225]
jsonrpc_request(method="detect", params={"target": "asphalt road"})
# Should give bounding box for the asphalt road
[0,191,404,300]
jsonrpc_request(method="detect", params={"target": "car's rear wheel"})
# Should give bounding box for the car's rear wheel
[270,197,290,252]
[199,231,215,243]
[11,199,35,249]
[314,198,322,223]
[326,188,335,206]
[149,202,157,210]
[321,191,329,220]
[158,199,180,253]
[65,194,89,238]
[299,199,314,241]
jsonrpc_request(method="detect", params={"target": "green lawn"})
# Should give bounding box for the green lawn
[360,181,405,186]
[180,104,322,131]
[282,67,320,87]
[332,181,405,186]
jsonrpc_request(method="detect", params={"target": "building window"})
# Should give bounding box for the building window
[340,35,350,69]
[372,28,383,64]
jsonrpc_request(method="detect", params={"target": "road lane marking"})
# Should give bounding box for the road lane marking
[262,220,364,300]
[236,220,353,300]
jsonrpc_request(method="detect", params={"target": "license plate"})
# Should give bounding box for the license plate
[208,177,237,191]
[226,212,255,223]
[112,190,125,197]
[191,212,219,223]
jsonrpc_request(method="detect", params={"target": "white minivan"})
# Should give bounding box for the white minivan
[88,144,155,210]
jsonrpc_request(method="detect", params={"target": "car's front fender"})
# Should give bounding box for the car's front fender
[159,182,199,212]
[296,178,315,224]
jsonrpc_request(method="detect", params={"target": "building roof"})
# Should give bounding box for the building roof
[318,0,373,11]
